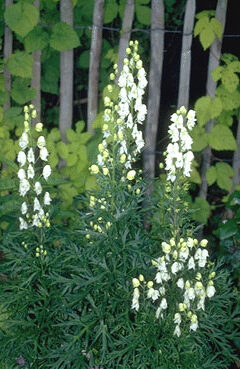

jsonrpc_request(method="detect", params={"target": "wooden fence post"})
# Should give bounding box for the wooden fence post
[177,0,195,110]
[198,0,228,200]
[3,0,13,112]
[59,0,74,142]
[144,0,164,185]
[31,0,41,121]
[117,0,135,79]
[87,0,105,132]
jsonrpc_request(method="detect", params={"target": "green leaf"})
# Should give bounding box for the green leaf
[216,85,240,110]
[4,2,39,38]
[56,141,69,159]
[211,66,224,82]
[66,129,78,142]
[210,97,222,119]
[136,5,151,25]
[50,22,80,51]
[78,132,92,144]
[0,178,17,191]
[200,27,215,50]
[191,197,211,224]
[77,50,89,69]
[7,52,33,78]
[195,10,215,20]
[228,60,240,73]
[194,96,211,126]
[3,107,23,129]
[104,1,118,24]
[210,17,222,39]
[191,126,208,152]
[0,155,18,171]
[75,121,85,134]
[190,167,201,184]
[24,26,49,52]
[218,220,238,240]
[194,16,209,37]
[206,166,217,186]
[41,52,59,95]
[221,69,239,92]
[217,110,233,127]
[208,125,236,151]
[11,78,36,105]
[216,162,234,192]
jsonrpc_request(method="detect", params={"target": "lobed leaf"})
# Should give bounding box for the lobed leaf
[208,125,236,151]
[4,2,39,38]
[50,22,80,51]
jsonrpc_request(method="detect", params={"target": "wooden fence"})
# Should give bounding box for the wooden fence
[3,0,238,203]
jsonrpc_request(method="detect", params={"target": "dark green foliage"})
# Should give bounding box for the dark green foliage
[212,190,240,286]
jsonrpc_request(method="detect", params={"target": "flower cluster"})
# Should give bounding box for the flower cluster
[165,106,196,182]
[132,237,216,336]
[89,40,147,179]
[17,105,52,230]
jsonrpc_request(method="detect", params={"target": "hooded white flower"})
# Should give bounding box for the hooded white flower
[44,192,52,205]
[27,164,35,179]
[174,313,181,325]
[43,165,51,180]
[40,147,49,161]
[19,217,28,230]
[37,136,46,149]
[34,197,42,212]
[17,151,26,167]
[27,148,35,163]
[206,285,216,298]
[131,287,140,311]
[160,298,167,310]
[147,288,159,301]
[19,132,29,149]
[34,181,42,195]
[18,169,26,180]
[21,202,28,215]
[32,213,41,227]
[173,325,181,337]
[188,256,195,270]
[177,278,184,289]
[19,179,30,197]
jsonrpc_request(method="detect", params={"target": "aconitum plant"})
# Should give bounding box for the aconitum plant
[131,107,217,336]
[17,105,52,232]
[130,107,239,369]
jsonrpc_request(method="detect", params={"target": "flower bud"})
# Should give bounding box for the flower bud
[132,278,140,288]
[147,281,153,288]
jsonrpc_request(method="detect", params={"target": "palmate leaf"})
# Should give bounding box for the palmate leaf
[11,78,36,105]
[24,25,49,53]
[4,2,39,38]
[208,125,236,151]
[191,197,211,224]
[50,22,80,51]
[104,0,118,24]
[206,166,217,186]
[7,52,33,79]
[221,69,239,92]
[136,4,151,25]
[216,162,234,192]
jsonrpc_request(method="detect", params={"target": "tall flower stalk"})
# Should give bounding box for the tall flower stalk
[131,106,217,337]
[89,40,147,183]
[17,104,52,232]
